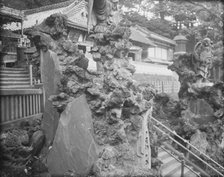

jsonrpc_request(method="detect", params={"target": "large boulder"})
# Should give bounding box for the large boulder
[47,95,97,176]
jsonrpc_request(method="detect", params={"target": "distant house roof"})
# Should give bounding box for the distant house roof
[0,5,24,25]
[0,29,21,38]
[24,0,77,15]
[130,27,156,47]
[4,0,95,32]
[135,25,176,46]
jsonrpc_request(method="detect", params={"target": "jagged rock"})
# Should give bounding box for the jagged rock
[190,130,209,155]
[219,133,224,148]
[38,13,68,39]
[31,130,45,156]
[61,40,78,53]
[47,95,97,176]
[28,12,157,177]
[0,120,45,176]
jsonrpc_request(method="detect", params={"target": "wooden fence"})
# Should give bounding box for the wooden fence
[0,87,44,129]
[149,80,180,94]
[133,73,180,95]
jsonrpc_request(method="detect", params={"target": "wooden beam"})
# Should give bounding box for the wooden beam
[0,113,43,130]
[0,88,43,95]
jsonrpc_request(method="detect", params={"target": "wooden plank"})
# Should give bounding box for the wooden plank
[5,96,10,122]
[30,95,33,115]
[18,95,22,118]
[40,92,44,112]
[0,88,43,96]
[26,95,30,116]
[22,95,26,117]
[14,95,18,119]
[36,95,39,113]
[1,96,5,122]
[37,94,40,113]
[34,95,38,114]
[10,96,14,121]
[0,113,43,131]
[33,95,36,114]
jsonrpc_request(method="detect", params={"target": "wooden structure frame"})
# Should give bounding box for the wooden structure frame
[0,87,44,130]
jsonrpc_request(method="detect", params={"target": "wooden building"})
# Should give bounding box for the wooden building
[129,25,180,95]
[0,5,25,66]
[0,5,44,129]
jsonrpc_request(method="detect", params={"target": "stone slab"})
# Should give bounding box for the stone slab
[41,50,61,146]
[47,95,97,176]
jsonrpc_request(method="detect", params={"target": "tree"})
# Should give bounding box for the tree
[121,0,224,80]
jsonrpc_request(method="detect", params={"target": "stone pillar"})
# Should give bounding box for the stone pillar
[137,109,151,169]
[40,49,62,147]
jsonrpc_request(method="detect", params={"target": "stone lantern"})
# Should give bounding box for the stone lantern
[173,33,188,57]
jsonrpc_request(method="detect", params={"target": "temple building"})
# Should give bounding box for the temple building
[129,25,180,94]
[0,5,26,66]
[4,0,180,95]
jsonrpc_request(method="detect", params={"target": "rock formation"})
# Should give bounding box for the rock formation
[0,119,46,177]
[165,37,224,174]
[26,9,157,177]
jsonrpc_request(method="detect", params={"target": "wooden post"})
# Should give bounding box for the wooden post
[29,64,33,86]
[138,109,151,169]
[186,143,190,159]
[161,81,164,93]
[21,21,23,37]
[180,154,185,177]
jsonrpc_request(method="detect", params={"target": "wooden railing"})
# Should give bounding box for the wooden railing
[150,115,224,177]
[148,80,180,93]
[0,88,44,129]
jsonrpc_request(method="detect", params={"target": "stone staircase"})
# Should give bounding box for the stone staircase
[158,147,199,177]
[0,67,31,89]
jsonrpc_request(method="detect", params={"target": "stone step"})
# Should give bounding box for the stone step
[0,77,30,81]
[171,166,198,177]
[162,160,181,177]
[0,67,27,71]
[0,80,30,85]
[158,150,170,159]
[184,168,199,177]
[0,73,29,78]
[160,156,175,164]
[158,148,200,177]
[0,69,28,74]
[0,85,32,89]
[164,165,182,177]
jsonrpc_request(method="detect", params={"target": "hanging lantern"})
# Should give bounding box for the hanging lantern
[173,33,188,55]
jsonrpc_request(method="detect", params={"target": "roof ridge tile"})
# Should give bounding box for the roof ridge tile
[24,0,81,15]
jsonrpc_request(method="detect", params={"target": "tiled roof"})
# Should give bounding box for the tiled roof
[64,0,92,30]
[135,25,176,46]
[24,0,80,15]
[130,27,156,46]
[0,6,24,22]
[0,29,21,38]
[4,0,90,31]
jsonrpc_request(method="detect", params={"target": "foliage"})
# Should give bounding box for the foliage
[121,0,224,80]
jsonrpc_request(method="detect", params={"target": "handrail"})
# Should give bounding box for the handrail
[153,124,224,176]
[161,142,205,177]
[150,115,224,172]
[160,144,201,177]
